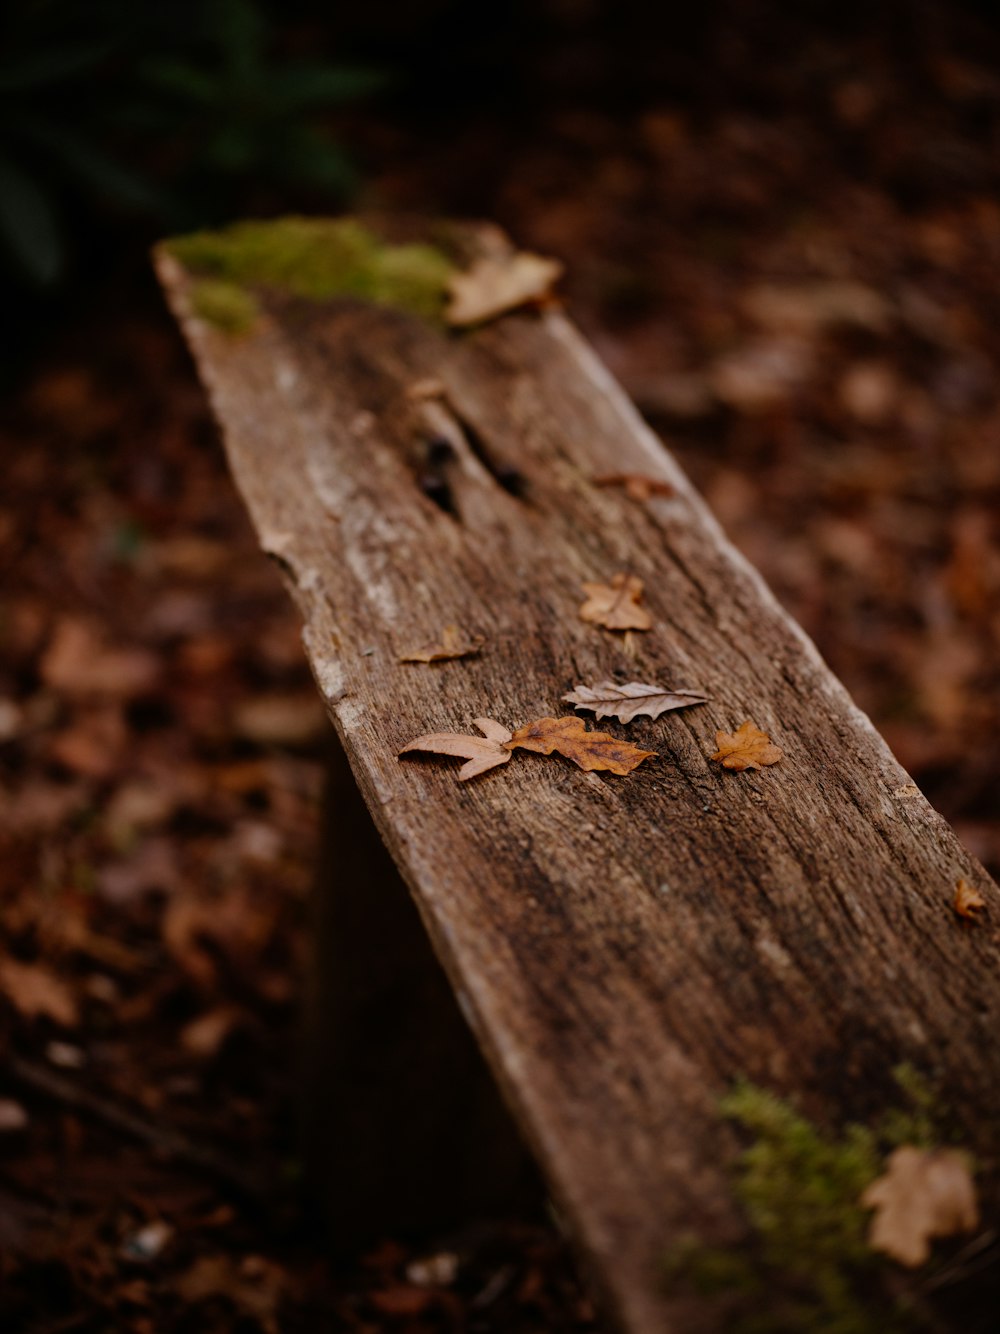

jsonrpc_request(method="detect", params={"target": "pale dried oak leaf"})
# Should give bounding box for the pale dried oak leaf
[862,1146,978,1267]
[711,720,783,771]
[564,681,708,723]
[399,718,512,781]
[579,573,652,632]
[446,252,564,327]
[399,625,484,664]
[953,878,987,922]
[507,716,655,775]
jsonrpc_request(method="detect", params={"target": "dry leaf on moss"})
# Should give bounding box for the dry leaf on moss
[399,718,512,780]
[594,473,674,502]
[399,625,484,663]
[446,252,563,327]
[953,878,986,922]
[711,720,783,771]
[563,681,708,723]
[579,574,652,631]
[861,1146,978,1267]
[507,716,655,775]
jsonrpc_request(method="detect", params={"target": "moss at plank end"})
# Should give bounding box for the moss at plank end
[189,278,260,335]
[167,217,454,322]
[661,1072,951,1333]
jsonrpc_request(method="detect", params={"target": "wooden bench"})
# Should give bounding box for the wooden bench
[156,219,1000,1334]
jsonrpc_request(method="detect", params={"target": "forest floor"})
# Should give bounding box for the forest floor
[2,4,1000,1331]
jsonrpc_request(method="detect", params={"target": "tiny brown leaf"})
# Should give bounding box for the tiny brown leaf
[711,720,783,771]
[446,252,563,327]
[594,473,674,503]
[399,718,512,781]
[953,878,986,923]
[861,1146,978,1267]
[579,574,652,632]
[507,716,655,775]
[399,625,484,664]
[563,681,708,724]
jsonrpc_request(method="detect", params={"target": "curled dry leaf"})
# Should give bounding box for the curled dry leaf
[399,718,512,781]
[953,878,986,922]
[399,624,484,664]
[446,251,564,327]
[507,716,655,775]
[594,473,674,503]
[563,680,708,724]
[579,573,652,632]
[711,720,783,771]
[861,1146,978,1267]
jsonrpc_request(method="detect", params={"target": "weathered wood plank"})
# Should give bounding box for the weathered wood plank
[156,228,1000,1333]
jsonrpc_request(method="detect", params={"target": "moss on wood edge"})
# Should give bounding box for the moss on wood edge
[166,217,455,331]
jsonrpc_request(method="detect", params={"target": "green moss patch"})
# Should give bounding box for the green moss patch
[189,278,260,334]
[167,217,454,325]
[662,1069,951,1333]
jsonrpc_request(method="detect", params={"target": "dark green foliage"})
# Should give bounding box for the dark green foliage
[0,0,383,285]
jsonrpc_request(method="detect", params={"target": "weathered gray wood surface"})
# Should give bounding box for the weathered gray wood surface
[157,233,999,1334]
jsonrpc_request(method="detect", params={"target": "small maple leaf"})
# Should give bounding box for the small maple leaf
[594,473,674,503]
[953,878,987,923]
[446,251,564,327]
[563,680,708,723]
[399,625,484,664]
[711,720,783,771]
[579,573,652,632]
[507,716,655,775]
[861,1146,978,1267]
[399,718,512,780]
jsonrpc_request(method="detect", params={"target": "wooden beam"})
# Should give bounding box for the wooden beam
[156,227,1000,1333]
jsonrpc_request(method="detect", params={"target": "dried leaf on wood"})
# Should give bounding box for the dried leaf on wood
[861,1146,978,1267]
[711,720,783,771]
[399,718,513,780]
[446,251,564,327]
[399,625,484,663]
[953,878,986,922]
[594,473,674,502]
[0,956,79,1027]
[507,716,655,775]
[563,680,708,723]
[579,573,652,631]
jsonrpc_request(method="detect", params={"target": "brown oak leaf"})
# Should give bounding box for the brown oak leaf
[579,574,652,632]
[399,718,512,780]
[594,473,674,503]
[506,716,655,775]
[399,625,484,664]
[563,680,708,723]
[446,252,563,327]
[953,878,987,923]
[861,1146,978,1267]
[711,720,783,771]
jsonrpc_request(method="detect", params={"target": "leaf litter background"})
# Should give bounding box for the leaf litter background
[2,2,1000,1330]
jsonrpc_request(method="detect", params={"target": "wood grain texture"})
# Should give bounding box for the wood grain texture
[156,236,1000,1334]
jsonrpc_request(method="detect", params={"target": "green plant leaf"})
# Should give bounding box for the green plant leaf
[268,63,388,108]
[0,155,62,284]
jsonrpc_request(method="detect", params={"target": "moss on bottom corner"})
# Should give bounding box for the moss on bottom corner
[167,217,454,323]
[661,1071,950,1334]
[190,278,260,335]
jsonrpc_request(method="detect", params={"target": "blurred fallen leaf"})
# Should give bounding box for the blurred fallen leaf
[953,878,987,923]
[507,716,655,775]
[175,1254,286,1334]
[446,251,563,326]
[563,681,708,723]
[399,718,513,781]
[40,618,159,698]
[711,721,783,772]
[861,1146,978,1267]
[181,1005,244,1058]
[399,625,484,663]
[579,574,652,631]
[0,956,79,1027]
[233,693,327,745]
[594,473,674,502]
